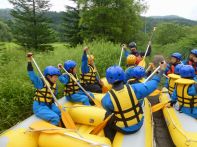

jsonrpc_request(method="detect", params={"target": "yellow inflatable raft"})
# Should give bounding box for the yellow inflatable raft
[0,95,153,147]
[159,87,197,147]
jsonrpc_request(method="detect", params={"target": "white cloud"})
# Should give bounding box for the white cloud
[1,0,197,20]
[49,0,75,12]
[143,0,197,20]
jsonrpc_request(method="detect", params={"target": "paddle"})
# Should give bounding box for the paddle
[118,45,124,66]
[29,121,110,147]
[138,27,157,68]
[152,101,170,113]
[90,113,113,135]
[149,89,161,97]
[58,64,102,108]
[27,53,76,129]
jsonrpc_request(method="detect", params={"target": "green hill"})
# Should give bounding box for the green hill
[143,15,197,32]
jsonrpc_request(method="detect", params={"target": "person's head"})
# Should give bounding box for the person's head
[180,65,195,78]
[174,64,184,75]
[87,55,94,66]
[189,49,197,61]
[64,60,77,74]
[44,66,61,84]
[126,55,137,66]
[132,66,146,79]
[106,65,125,84]
[170,52,182,64]
[128,42,137,52]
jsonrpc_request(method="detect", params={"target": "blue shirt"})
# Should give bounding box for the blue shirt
[102,75,161,132]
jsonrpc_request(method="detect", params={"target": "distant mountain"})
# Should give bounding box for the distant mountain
[1,8,197,35]
[142,15,197,32]
[0,9,12,22]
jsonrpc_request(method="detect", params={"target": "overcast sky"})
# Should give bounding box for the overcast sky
[0,0,197,20]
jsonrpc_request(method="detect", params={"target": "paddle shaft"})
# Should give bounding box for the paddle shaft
[118,47,124,66]
[145,65,151,72]
[143,27,156,60]
[144,65,161,83]
[61,66,101,107]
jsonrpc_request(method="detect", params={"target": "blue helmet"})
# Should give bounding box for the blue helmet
[174,64,184,75]
[64,60,76,71]
[44,66,61,76]
[191,49,197,56]
[125,68,135,81]
[128,42,137,48]
[132,66,145,79]
[180,65,195,78]
[106,65,125,84]
[171,52,182,60]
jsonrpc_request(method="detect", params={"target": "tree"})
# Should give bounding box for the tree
[63,1,82,46]
[0,21,13,41]
[78,0,146,43]
[154,23,187,45]
[9,0,55,50]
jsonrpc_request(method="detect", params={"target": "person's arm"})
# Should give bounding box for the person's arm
[188,85,197,96]
[58,74,70,84]
[124,49,130,58]
[27,62,44,89]
[131,61,166,100]
[131,74,161,100]
[101,93,114,115]
[81,49,90,74]
[140,43,152,57]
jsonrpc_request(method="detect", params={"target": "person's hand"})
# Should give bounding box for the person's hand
[27,52,33,61]
[58,64,63,69]
[149,62,154,69]
[99,80,104,86]
[160,61,167,71]
[122,44,127,49]
[83,46,89,52]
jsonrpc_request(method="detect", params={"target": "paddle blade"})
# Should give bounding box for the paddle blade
[138,59,146,68]
[92,98,102,108]
[90,114,113,135]
[102,86,109,93]
[58,105,77,129]
[149,89,161,97]
[151,102,169,113]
